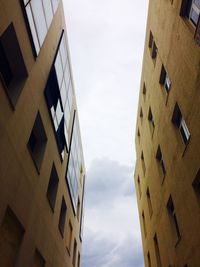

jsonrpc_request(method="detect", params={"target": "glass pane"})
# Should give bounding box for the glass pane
[64,61,70,88]
[56,101,63,126]
[53,115,58,130]
[51,0,59,13]
[60,79,67,107]
[42,0,53,28]
[31,0,47,46]
[190,8,199,25]
[24,0,29,5]
[55,52,63,88]
[194,0,200,9]
[64,102,70,129]
[64,122,69,148]
[68,80,73,111]
[60,37,67,70]
[26,5,40,55]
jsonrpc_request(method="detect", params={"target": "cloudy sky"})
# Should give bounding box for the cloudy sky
[63,1,149,266]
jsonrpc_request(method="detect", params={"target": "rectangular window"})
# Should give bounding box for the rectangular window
[141,151,146,175]
[27,112,47,173]
[137,128,140,143]
[149,31,157,60]
[140,107,143,119]
[143,82,146,96]
[58,197,67,237]
[0,23,28,107]
[77,198,81,221]
[147,188,153,218]
[0,207,24,267]
[45,31,74,159]
[66,112,83,213]
[153,234,162,267]
[156,145,166,179]
[167,196,181,243]
[159,65,171,93]
[142,211,147,237]
[172,103,190,145]
[148,107,155,135]
[47,163,59,211]
[21,0,60,56]
[192,168,200,196]
[67,221,73,254]
[77,252,80,267]
[72,239,77,266]
[137,176,142,198]
[33,249,45,267]
[147,252,152,267]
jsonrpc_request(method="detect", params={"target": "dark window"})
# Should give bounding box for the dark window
[137,128,140,142]
[72,239,77,266]
[172,103,190,145]
[141,151,146,175]
[33,249,45,267]
[47,163,59,211]
[147,252,152,267]
[147,187,153,218]
[149,31,157,60]
[156,145,166,179]
[0,23,28,107]
[167,196,181,243]
[77,252,81,267]
[137,176,142,198]
[27,112,47,173]
[140,107,143,118]
[159,65,171,93]
[58,197,67,237]
[142,211,147,237]
[192,168,200,195]
[148,107,155,134]
[0,207,24,267]
[180,0,200,26]
[153,234,162,267]
[143,83,146,96]
[67,221,73,254]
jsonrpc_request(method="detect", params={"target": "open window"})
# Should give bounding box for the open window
[0,23,28,107]
[27,112,47,173]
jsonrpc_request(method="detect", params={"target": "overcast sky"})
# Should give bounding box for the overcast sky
[63,1,149,266]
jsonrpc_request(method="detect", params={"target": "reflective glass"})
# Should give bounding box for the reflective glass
[68,81,73,111]
[55,101,63,126]
[64,123,69,148]
[64,61,70,87]
[55,52,63,87]
[194,0,200,9]
[53,115,58,130]
[60,37,67,70]
[60,79,67,107]
[26,5,40,55]
[42,0,53,28]
[24,0,30,6]
[31,0,47,46]
[64,102,70,128]
[190,8,199,25]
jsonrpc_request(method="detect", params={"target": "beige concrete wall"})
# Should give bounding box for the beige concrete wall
[0,1,85,266]
[135,0,200,266]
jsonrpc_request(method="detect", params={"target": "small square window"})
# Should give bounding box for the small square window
[192,168,200,194]
[27,112,47,173]
[0,23,28,107]
[47,163,59,211]
[156,145,166,179]
[148,107,155,134]
[140,107,143,118]
[58,197,67,237]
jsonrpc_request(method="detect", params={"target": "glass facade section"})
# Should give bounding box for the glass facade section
[22,0,60,56]
[66,114,83,212]
[45,31,74,159]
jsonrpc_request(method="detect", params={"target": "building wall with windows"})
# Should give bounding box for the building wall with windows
[0,1,85,267]
[134,1,200,267]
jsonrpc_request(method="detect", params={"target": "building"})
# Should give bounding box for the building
[134,0,200,267]
[0,1,85,267]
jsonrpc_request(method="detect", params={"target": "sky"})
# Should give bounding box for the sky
[63,1,149,266]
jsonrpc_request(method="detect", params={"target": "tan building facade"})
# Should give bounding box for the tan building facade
[0,1,85,267]
[135,1,200,267]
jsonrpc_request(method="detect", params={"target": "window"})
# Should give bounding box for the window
[77,198,80,221]
[180,0,200,26]
[33,249,45,267]
[0,207,24,267]
[142,211,147,237]
[172,103,190,145]
[147,187,153,218]
[27,112,47,173]
[72,239,77,266]
[141,151,146,175]
[21,0,60,56]
[156,145,166,179]
[77,252,80,267]
[149,31,157,60]
[153,234,162,267]
[147,252,152,267]
[45,31,74,159]
[66,112,83,213]
[167,196,181,243]
[47,163,59,211]
[67,221,73,254]
[0,23,28,107]
[143,83,146,96]
[137,128,140,142]
[192,168,200,196]
[58,197,67,237]
[137,176,142,198]
[140,107,143,119]
[148,107,155,134]
[159,65,171,93]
